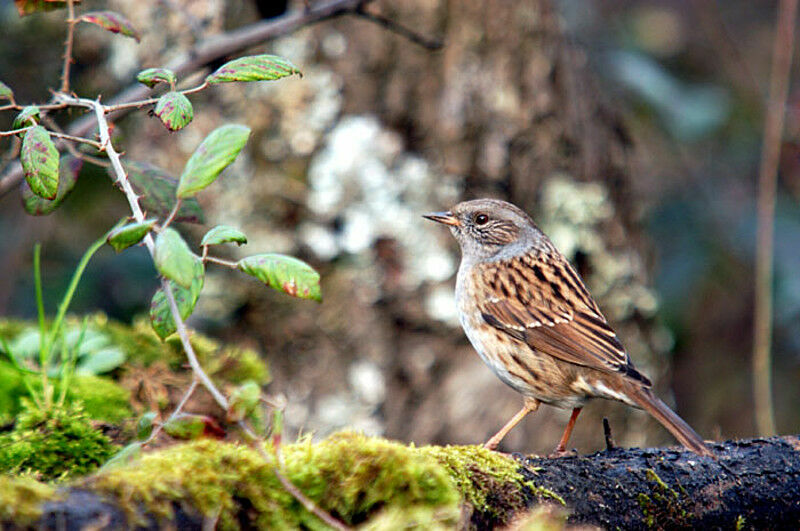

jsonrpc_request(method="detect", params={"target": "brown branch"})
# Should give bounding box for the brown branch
[354,4,443,50]
[753,0,798,436]
[61,0,77,93]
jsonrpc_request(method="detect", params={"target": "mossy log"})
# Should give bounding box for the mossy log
[8,435,800,530]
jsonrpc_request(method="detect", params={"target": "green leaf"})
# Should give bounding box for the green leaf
[21,125,59,200]
[176,124,250,198]
[149,258,204,339]
[79,11,141,42]
[126,161,204,223]
[136,68,176,88]
[154,91,193,131]
[76,347,126,375]
[21,156,82,215]
[206,54,301,84]
[12,106,40,129]
[136,412,158,440]
[154,228,196,288]
[237,253,321,302]
[106,219,158,252]
[101,442,142,471]
[0,81,13,101]
[163,413,224,440]
[201,225,247,247]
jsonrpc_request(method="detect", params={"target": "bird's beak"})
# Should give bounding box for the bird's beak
[423,211,460,226]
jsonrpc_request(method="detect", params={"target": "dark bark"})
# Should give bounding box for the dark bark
[16,435,800,530]
[474,435,800,530]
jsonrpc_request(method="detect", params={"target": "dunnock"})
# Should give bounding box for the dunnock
[424,198,712,457]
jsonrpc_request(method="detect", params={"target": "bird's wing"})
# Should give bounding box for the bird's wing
[477,250,650,384]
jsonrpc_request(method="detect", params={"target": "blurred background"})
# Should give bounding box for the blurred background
[1,0,798,454]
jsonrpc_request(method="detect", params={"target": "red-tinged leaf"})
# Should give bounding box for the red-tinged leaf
[79,10,140,42]
[21,125,59,200]
[0,81,13,101]
[176,124,250,198]
[206,54,301,84]
[21,156,81,215]
[154,91,193,131]
[237,253,321,302]
[126,161,204,223]
[136,68,176,88]
[149,257,204,340]
[106,219,158,252]
[12,106,40,130]
[14,0,80,17]
[154,228,196,288]
[162,413,225,440]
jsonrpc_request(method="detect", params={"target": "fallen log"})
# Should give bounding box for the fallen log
[9,435,800,529]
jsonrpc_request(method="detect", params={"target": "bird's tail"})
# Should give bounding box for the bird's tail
[624,383,714,458]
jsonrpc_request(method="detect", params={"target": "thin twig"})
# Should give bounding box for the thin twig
[753,0,798,437]
[142,379,199,446]
[204,255,238,268]
[0,126,33,137]
[602,418,615,451]
[0,103,69,113]
[160,198,182,231]
[355,5,443,50]
[61,0,77,94]
[39,115,110,167]
[104,82,209,113]
[48,130,103,149]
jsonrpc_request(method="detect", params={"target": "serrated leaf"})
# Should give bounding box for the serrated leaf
[21,125,59,200]
[163,413,225,440]
[136,412,158,440]
[0,81,13,101]
[14,0,79,17]
[154,92,193,131]
[12,106,40,129]
[149,258,204,339]
[106,219,157,252]
[21,156,81,215]
[100,442,142,471]
[206,54,301,84]
[76,347,126,375]
[136,68,176,88]
[201,225,247,247]
[154,228,196,288]
[79,10,141,42]
[126,161,204,223]
[176,124,250,198]
[237,253,321,302]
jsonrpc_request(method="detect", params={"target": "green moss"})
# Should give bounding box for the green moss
[0,403,117,481]
[0,475,58,524]
[636,469,691,528]
[419,444,563,518]
[88,433,459,529]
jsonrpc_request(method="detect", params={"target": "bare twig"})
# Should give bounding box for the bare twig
[104,82,209,113]
[753,0,797,436]
[354,4,443,50]
[61,0,77,93]
[48,130,103,149]
[160,198,182,231]
[0,126,33,137]
[602,418,615,451]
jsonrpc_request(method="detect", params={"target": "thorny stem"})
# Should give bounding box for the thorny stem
[54,93,230,412]
[61,0,77,94]
[753,0,798,437]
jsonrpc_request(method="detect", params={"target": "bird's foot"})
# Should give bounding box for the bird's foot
[548,447,578,458]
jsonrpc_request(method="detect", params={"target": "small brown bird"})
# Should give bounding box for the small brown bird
[424,198,712,457]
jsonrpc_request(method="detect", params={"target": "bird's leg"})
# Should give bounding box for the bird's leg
[553,407,582,454]
[484,397,540,450]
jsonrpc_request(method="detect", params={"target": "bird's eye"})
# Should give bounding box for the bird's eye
[474,213,489,225]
